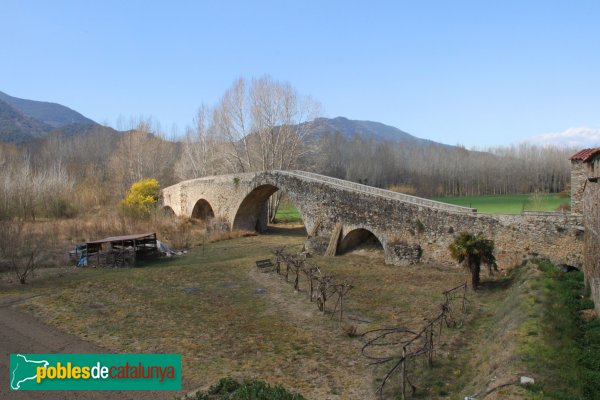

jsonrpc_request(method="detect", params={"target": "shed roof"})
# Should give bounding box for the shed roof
[570,148,600,161]
[86,233,156,245]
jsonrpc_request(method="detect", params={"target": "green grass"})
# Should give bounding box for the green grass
[433,193,570,214]
[274,202,302,223]
[519,259,600,399]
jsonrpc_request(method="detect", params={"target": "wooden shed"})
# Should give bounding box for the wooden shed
[85,233,158,267]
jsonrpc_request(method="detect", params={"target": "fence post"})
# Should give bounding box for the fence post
[428,324,434,365]
[462,283,467,313]
[400,347,407,400]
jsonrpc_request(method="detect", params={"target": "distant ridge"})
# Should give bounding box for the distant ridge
[311,116,449,147]
[0,91,99,143]
[0,99,54,143]
[0,91,96,128]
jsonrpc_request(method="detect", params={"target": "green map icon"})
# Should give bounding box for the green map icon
[10,354,49,390]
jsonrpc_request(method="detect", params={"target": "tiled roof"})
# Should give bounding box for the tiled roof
[569,148,600,161]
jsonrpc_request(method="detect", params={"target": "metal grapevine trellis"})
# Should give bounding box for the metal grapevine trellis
[361,282,468,399]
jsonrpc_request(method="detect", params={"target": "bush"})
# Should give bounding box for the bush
[184,377,305,400]
[119,178,160,219]
[47,197,78,218]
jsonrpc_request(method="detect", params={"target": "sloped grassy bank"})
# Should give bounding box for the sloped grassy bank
[455,258,600,399]
[519,259,600,399]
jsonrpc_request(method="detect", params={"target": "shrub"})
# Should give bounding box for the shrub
[184,377,305,400]
[120,178,160,219]
[47,197,78,218]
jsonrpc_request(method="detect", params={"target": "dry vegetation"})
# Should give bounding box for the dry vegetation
[0,225,483,399]
[1,224,596,399]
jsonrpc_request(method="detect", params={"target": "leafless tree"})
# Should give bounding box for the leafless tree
[109,118,178,193]
[212,76,322,220]
[176,105,225,180]
[0,221,48,284]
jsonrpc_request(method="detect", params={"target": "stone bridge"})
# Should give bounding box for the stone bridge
[162,170,583,267]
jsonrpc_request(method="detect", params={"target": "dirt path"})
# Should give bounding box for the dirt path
[0,298,184,399]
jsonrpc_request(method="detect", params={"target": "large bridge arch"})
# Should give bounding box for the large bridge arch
[232,183,309,233]
[232,184,278,232]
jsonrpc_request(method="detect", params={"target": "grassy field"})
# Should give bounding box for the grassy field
[275,201,302,223]
[433,193,570,214]
[1,226,595,399]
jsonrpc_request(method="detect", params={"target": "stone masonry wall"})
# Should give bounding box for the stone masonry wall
[571,160,586,215]
[581,165,600,314]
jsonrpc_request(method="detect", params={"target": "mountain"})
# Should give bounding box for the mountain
[0,91,96,128]
[0,91,99,143]
[0,99,54,143]
[311,116,448,147]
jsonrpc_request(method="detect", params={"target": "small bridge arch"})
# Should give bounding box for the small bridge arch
[191,199,215,220]
[339,227,384,254]
[162,205,176,217]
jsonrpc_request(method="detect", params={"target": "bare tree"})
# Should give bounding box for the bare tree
[0,221,48,284]
[176,105,226,180]
[212,78,254,172]
[211,76,322,220]
[109,118,178,193]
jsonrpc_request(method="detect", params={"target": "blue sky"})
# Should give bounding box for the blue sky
[1,0,599,147]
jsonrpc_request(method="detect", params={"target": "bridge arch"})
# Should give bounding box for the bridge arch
[191,199,215,220]
[162,205,176,217]
[233,184,278,232]
[339,227,384,254]
[232,184,307,233]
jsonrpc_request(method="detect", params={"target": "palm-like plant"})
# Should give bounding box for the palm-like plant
[449,232,497,290]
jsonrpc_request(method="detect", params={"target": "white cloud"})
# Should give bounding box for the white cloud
[525,127,600,148]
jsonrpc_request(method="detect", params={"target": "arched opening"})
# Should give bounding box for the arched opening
[232,185,307,235]
[233,185,279,232]
[339,228,383,254]
[191,199,215,220]
[162,206,176,217]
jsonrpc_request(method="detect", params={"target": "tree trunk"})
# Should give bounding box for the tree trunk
[470,260,480,290]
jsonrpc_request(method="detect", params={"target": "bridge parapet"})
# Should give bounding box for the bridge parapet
[281,170,477,213]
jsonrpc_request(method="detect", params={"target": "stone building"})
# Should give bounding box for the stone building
[570,148,600,312]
